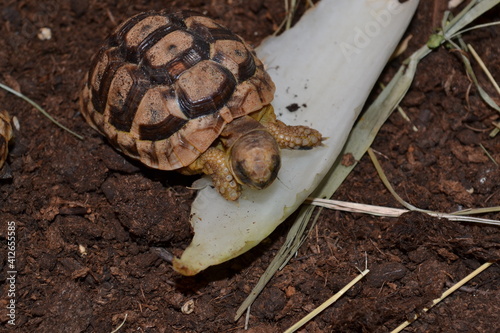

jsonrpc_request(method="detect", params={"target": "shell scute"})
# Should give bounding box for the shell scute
[179,112,226,153]
[171,132,201,167]
[124,15,172,50]
[176,60,236,119]
[145,30,206,69]
[133,86,187,141]
[212,39,256,82]
[106,65,150,132]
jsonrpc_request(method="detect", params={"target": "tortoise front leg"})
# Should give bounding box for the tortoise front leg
[265,120,323,149]
[254,105,323,149]
[182,147,241,201]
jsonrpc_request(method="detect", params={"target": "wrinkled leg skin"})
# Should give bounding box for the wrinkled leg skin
[182,147,241,201]
[255,105,323,149]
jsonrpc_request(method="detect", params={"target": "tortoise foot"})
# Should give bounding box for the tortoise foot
[185,147,241,201]
[265,120,323,150]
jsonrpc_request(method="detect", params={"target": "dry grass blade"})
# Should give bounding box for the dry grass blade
[285,0,297,31]
[110,313,128,333]
[468,43,500,95]
[367,149,421,212]
[390,262,494,333]
[307,197,500,226]
[449,21,500,39]
[452,205,500,215]
[436,8,500,117]
[365,148,500,225]
[447,38,500,113]
[0,82,83,140]
[284,269,370,333]
[306,198,408,217]
[443,0,498,38]
[479,143,499,166]
[466,41,500,137]
[379,82,418,130]
[274,0,302,35]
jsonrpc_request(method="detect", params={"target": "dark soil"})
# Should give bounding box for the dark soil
[1,1,499,332]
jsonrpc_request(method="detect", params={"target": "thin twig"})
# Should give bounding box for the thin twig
[284,269,370,333]
[0,82,83,140]
[307,197,500,226]
[391,262,494,333]
[468,43,500,95]
[110,313,128,333]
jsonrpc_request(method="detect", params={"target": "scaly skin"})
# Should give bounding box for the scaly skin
[264,119,322,149]
[184,105,323,200]
[252,105,323,149]
[183,147,240,201]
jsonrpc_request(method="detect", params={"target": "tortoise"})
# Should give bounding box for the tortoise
[0,110,13,172]
[80,10,322,200]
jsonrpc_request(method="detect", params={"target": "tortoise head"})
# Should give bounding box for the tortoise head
[229,129,281,190]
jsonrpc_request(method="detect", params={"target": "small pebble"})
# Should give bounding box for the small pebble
[181,299,194,314]
[37,27,52,40]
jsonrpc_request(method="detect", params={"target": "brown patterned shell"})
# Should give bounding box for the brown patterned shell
[80,10,275,170]
[0,110,13,170]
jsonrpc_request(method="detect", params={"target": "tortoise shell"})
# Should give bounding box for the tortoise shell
[80,10,275,170]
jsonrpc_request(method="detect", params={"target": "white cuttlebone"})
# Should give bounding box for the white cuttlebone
[173,0,420,275]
